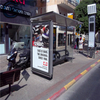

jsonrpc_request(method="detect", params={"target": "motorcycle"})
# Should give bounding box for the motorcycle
[7,44,30,71]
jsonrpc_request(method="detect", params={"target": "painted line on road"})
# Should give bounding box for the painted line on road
[90,64,96,68]
[97,59,100,62]
[86,67,92,71]
[80,70,88,75]
[47,87,66,100]
[74,74,82,81]
[47,59,100,100]
[64,79,76,90]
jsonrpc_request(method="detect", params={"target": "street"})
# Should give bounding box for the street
[56,64,100,100]
[0,51,100,100]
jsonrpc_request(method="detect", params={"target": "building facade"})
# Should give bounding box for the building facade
[0,0,37,54]
[37,0,80,16]
[37,0,80,49]
[0,0,81,54]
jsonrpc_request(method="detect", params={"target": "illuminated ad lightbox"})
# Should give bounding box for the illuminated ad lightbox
[31,21,53,79]
[88,15,95,47]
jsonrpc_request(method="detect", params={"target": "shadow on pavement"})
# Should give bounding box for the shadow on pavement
[78,51,89,57]
[53,57,75,66]
[0,76,27,98]
[0,84,27,98]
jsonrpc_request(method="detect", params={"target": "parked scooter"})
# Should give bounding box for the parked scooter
[7,44,30,71]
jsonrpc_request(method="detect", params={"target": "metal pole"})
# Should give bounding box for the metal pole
[30,21,33,70]
[65,19,67,56]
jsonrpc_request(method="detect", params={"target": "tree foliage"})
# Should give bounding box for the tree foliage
[74,0,100,34]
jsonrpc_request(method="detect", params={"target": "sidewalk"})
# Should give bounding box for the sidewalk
[0,50,100,100]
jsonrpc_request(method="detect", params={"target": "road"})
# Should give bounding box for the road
[56,64,100,100]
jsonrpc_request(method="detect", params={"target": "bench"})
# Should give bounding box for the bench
[0,68,21,94]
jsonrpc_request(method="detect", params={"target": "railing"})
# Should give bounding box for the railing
[57,0,78,7]
[68,0,78,7]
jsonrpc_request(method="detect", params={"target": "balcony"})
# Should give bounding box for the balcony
[56,0,78,10]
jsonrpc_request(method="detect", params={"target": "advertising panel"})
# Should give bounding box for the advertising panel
[31,21,53,79]
[88,15,95,47]
[33,47,49,72]
[88,32,95,47]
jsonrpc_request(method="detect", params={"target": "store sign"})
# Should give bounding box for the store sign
[12,0,25,5]
[0,1,31,18]
[67,13,73,19]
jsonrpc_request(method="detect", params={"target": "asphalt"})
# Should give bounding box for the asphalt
[0,49,100,100]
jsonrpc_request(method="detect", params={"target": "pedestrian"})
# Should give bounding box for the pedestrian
[79,37,83,50]
[76,37,79,49]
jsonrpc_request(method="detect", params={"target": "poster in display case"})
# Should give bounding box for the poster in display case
[31,21,53,79]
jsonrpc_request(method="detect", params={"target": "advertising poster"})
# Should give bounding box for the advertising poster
[32,24,50,73]
[88,32,95,47]
[88,15,95,48]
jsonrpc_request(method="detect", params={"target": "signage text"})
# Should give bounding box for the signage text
[0,4,31,17]
[12,0,25,5]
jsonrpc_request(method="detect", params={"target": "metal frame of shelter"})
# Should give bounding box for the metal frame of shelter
[30,11,82,79]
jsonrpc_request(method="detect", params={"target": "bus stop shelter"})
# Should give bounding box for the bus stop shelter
[30,11,82,79]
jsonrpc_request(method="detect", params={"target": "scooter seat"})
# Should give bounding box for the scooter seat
[19,49,30,58]
[19,54,26,57]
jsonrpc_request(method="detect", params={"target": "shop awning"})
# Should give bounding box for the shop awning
[30,11,83,27]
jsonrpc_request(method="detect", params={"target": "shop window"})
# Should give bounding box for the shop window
[0,24,5,44]
[0,23,5,54]
[8,24,30,49]
[18,25,30,48]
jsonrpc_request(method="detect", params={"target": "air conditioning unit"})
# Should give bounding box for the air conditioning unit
[87,4,97,15]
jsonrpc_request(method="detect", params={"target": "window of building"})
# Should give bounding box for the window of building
[0,23,5,44]
[0,23,5,54]
[8,24,30,49]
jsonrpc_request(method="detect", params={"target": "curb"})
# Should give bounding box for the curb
[47,59,100,100]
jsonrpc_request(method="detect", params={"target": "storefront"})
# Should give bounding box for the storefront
[0,0,37,54]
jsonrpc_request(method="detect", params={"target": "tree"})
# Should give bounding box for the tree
[74,0,100,34]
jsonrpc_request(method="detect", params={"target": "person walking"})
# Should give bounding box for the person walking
[79,37,83,50]
[76,37,79,49]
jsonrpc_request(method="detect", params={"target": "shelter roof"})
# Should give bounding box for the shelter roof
[30,11,83,27]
